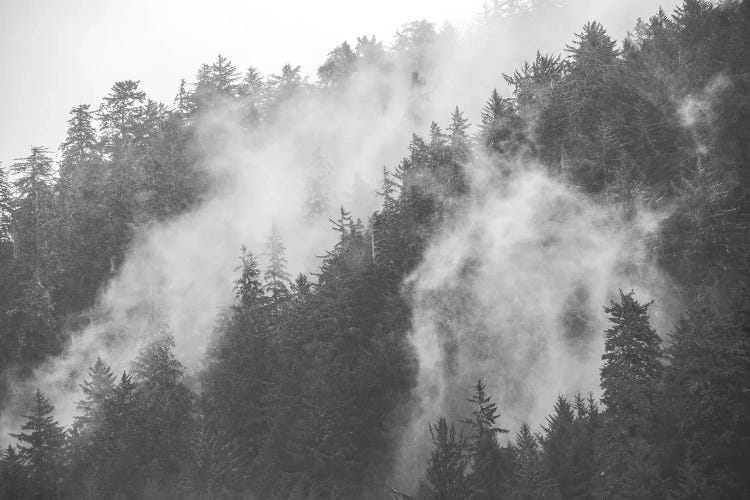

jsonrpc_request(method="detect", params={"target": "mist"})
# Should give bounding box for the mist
[392,159,679,489]
[2,0,683,456]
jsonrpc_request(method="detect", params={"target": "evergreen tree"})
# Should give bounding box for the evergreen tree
[318,41,357,87]
[60,104,98,188]
[0,164,13,242]
[462,379,510,500]
[11,146,56,274]
[74,357,116,430]
[304,149,332,219]
[596,291,664,498]
[267,64,304,109]
[131,330,193,494]
[97,80,146,150]
[661,307,750,497]
[99,371,139,498]
[418,418,469,500]
[11,389,66,498]
[511,423,557,500]
[0,445,29,500]
[240,66,265,126]
[264,223,291,301]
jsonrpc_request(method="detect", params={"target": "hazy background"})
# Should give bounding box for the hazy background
[1,0,681,169]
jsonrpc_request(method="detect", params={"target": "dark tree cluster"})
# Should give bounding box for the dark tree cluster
[2,1,750,498]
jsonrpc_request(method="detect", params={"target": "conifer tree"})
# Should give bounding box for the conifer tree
[60,105,98,170]
[448,106,471,161]
[318,41,357,87]
[11,389,66,498]
[661,307,750,496]
[0,445,29,499]
[418,417,469,500]
[75,357,116,430]
[131,330,193,494]
[264,223,291,301]
[234,246,266,310]
[241,66,265,126]
[304,149,332,219]
[11,146,56,270]
[0,164,12,242]
[596,291,663,498]
[463,379,510,500]
[512,423,557,500]
[98,80,146,149]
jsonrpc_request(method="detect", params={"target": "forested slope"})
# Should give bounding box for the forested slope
[1,1,749,498]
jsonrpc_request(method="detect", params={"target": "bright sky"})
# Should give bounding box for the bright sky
[0,0,679,169]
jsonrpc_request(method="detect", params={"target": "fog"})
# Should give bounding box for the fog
[2,0,683,460]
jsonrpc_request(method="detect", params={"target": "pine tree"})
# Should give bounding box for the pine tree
[463,379,510,500]
[448,106,471,161]
[97,80,146,149]
[264,223,291,301]
[131,330,193,493]
[512,423,557,500]
[477,89,522,155]
[305,149,332,219]
[11,146,56,272]
[329,206,353,256]
[98,371,140,498]
[267,64,304,108]
[61,105,98,171]
[0,445,29,499]
[418,418,469,500]
[661,307,750,496]
[184,393,243,498]
[318,41,357,87]
[192,54,242,111]
[596,291,663,498]
[0,164,13,242]
[11,389,66,498]
[234,246,266,310]
[241,66,265,126]
[540,396,579,499]
[75,357,116,430]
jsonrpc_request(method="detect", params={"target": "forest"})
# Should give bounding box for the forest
[1,0,750,498]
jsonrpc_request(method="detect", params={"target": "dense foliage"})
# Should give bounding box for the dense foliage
[2,1,750,498]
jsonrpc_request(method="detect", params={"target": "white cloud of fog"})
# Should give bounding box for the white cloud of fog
[391,160,679,490]
[2,0,684,458]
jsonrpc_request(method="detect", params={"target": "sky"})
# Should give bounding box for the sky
[0,0,683,171]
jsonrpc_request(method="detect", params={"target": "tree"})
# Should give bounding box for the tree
[240,66,265,126]
[98,371,140,498]
[60,104,98,174]
[11,146,56,273]
[462,379,510,500]
[0,445,30,499]
[318,41,357,87]
[192,54,242,111]
[97,80,146,150]
[0,164,12,242]
[477,89,524,156]
[512,423,557,500]
[305,149,332,219]
[234,246,266,310]
[448,107,471,160]
[75,357,116,431]
[11,389,66,498]
[418,418,469,500]
[267,64,304,109]
[264,223,291,301]
[596,291,664,498]
[131,330,193,494]
[661,307,750,496]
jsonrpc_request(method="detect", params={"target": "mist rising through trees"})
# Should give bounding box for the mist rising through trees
[1,0,750,498]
